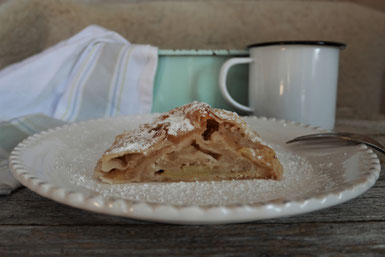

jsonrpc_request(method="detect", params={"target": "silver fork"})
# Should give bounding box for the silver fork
[286,132,385,155]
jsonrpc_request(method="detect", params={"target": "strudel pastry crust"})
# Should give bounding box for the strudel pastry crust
[94,101,283,183]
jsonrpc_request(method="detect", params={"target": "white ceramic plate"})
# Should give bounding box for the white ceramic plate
[10,115,381,224]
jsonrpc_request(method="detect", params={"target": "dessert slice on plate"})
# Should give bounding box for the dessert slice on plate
[94,101,283,183]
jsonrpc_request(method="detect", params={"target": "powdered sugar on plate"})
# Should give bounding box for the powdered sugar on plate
[46,113,351,207]
[66,145,337,206]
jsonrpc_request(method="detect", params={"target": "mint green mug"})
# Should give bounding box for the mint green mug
[152,49,249,113]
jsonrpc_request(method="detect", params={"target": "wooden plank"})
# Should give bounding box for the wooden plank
[0,223,385,256]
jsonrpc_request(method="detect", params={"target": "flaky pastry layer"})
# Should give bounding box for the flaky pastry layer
[94,102,283,183]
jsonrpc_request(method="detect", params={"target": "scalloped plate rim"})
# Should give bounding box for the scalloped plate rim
[9,115,381,224]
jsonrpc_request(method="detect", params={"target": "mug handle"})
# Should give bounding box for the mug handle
[219,57,254,112]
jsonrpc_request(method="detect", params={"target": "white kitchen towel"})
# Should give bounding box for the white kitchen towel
[0,25,158,122]
[0,25,158,194]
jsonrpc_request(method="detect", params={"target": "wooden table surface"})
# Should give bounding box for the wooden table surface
[1,119,384,257]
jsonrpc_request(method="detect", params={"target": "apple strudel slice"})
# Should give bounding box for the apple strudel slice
[94,101,283,183]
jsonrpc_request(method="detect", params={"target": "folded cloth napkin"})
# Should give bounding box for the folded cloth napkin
[0,25,158,194]
[0,25,158,121]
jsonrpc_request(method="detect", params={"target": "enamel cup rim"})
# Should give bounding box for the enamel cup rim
[248,41,346,49]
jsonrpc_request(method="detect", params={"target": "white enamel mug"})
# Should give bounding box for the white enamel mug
[219,41,345,129]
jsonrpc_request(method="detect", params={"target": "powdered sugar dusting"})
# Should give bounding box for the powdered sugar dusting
[108,129,157,154]
[161,112,194,136]
[106,102,209,155]
[164,101,208,135]
[67,146,337,206]
[58,106,339,206]
[213,108,239,122]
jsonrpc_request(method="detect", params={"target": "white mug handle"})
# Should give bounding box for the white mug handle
[219,57,254,112]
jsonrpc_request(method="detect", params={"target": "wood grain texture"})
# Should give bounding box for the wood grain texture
[0,119,384,256]
[1,223,385,256]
